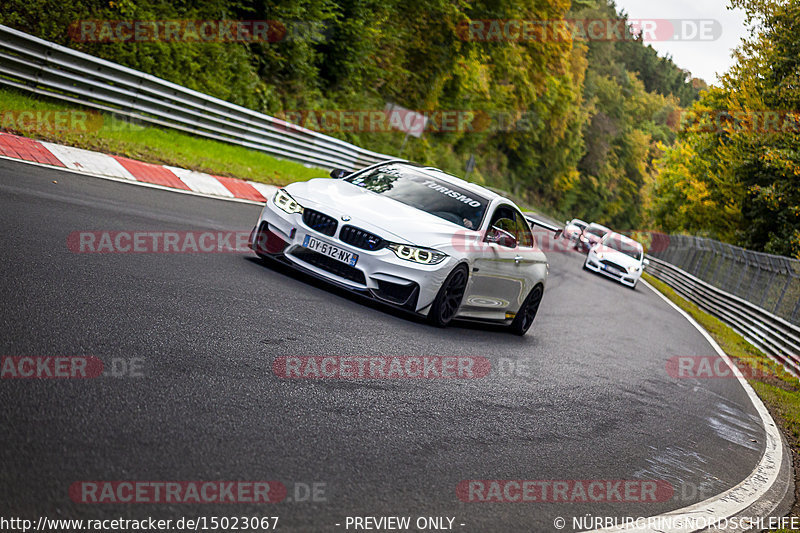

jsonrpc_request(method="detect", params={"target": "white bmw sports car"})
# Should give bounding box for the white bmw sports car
[583,231,649,289]
[248,161,550,334]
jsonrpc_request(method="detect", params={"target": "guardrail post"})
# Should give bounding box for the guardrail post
[701,241,717,281]
[34,40,53,89]
[747,256,763,301]
[791,292,800,322]
[734,251,750,295]
[691,238,706,277]
[685,240,699,273]
[711,242,728,287]
[760,270,777,308]
[774,274,793,315]
[129,77,142,116]
[726,246,738,290]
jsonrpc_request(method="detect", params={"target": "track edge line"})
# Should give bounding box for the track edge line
[587,279,792,532]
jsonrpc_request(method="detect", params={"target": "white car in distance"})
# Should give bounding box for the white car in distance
[563,218,588,244]
[583,231,649,289]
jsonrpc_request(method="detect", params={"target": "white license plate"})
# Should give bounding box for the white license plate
[302,235,358,266]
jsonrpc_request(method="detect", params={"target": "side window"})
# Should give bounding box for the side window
[487,205,534,248]
[511,209,534,248]
[488,206,516,234]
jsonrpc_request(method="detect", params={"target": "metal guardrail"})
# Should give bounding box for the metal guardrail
[648,233,800,326]
[0,24,394,171]
[646,255,800,377]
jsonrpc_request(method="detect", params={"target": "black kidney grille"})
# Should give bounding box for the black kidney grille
[302,209,337,236]
[339,225,386,251]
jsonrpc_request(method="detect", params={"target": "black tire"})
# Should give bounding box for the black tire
[509,284,544,336]
[427,264,469,327]
[583,259,589,271]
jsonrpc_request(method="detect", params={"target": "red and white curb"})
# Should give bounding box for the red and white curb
[0,132,277,204]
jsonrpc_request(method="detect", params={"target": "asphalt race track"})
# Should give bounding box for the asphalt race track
[0,158,768,531]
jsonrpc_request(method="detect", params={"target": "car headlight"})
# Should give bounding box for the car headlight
[273,189,304,214]
[388,243,447,265]
[629,265,640,272]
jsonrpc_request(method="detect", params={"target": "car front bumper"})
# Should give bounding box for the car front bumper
[584,257,641,287]
[249,202,458,315]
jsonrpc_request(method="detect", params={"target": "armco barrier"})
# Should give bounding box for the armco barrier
[646,255,800,377]
[0,24,393,171]
[648,233,800,325]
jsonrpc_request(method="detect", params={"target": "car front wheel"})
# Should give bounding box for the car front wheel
[509,284,544,336]
[427,264,469,328]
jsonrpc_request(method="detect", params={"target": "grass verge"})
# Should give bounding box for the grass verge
[0,86,327,185]
[643,273,800,525]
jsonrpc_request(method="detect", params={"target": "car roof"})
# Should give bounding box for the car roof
[414,166,501,202]
[604,231,643,248]
[570,219,588,225]
[586,222,610,230]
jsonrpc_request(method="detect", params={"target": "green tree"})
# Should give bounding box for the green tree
[652,0,800,257]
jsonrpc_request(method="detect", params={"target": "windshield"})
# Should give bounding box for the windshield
[585,226,607,238]
[345,164,490,229]
[604,236,643,260]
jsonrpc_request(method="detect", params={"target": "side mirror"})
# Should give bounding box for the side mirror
[643,258,650,267]
[554,229,563,240]
[330,168,351,179]
[486,226,517,248]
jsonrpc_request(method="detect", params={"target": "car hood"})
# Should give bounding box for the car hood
[285,178,470,248]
